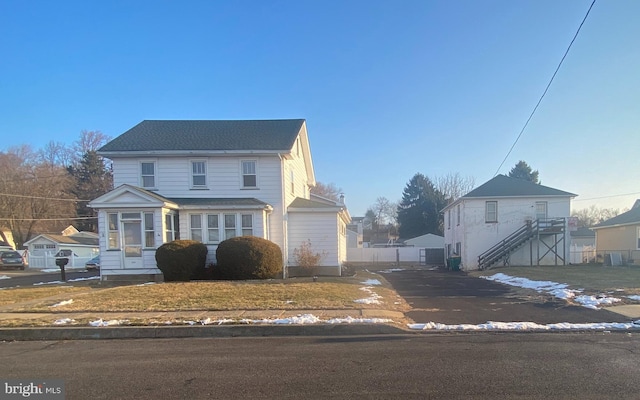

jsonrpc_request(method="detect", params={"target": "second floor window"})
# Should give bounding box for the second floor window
[191,161,207,188]
[141,162,156,188]
[485,201,498,223]
[242,160,257,188]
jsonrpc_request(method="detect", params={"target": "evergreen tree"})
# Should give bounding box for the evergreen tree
[508,160,540,184]
[397,173,446,238]
[67,151,113,231]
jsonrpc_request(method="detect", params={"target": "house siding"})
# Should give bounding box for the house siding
[595,224,640,264]
[288,212,340,272]
[445,197,572,270]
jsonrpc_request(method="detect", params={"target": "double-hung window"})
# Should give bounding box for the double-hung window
[241,214,253,236]
[535,201,547,221]
[485,201,498,223]
[207,214,220,243]
[242,160,257,188]
[224,214,237,240]
[107,213,119,249]
[191,161,207,188]
[190,214,203,242]
[144,212,154,248]
[141,161,156,188]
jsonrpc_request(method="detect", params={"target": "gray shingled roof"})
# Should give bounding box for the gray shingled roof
[168,198,270,207]
[289,197,340,209]
[40,234,99,246]
[462,175,576,198]
[99,119,305,153]
[592,205,640,229]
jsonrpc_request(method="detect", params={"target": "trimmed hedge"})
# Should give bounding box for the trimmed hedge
[216,236,283,280]
[155,240,208,281]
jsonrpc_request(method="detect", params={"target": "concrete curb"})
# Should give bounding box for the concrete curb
[0,323,413,341]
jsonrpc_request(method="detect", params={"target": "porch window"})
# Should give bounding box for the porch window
[107,213,119,249]
[447,210,451,229]
[457,204,461,225]
[241,214,253,236]
[165,214,176,242]
[207,214,220,243]
[224,214,237,240]
[141,162,156,188]
[242,160,257,188]
[144,212,154,248]
[535,201,547,220]
[191,161,207,188]
[190,214,203,242]
[485,201,498,223]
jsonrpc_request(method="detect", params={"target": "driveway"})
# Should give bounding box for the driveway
[381,267,630,325]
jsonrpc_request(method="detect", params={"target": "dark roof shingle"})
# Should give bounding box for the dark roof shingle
[462,175,576,198]
[99,119,305,153]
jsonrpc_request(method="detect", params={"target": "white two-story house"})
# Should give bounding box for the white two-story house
[443,175,576,271]
[89,119,350,281]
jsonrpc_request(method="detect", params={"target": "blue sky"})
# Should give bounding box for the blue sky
[1,0,638,216]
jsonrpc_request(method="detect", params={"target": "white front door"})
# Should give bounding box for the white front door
[122,220,143,269]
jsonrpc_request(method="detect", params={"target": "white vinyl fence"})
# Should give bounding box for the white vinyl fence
[569,244,596,264]
[347,247,444,265]
[25,252,94,269]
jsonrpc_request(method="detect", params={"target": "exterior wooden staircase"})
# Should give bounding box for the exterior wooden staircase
[478,218,566,270]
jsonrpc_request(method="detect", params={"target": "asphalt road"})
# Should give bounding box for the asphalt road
[1,334,639,399]
[0,269,99,288]
[382,268,630,324]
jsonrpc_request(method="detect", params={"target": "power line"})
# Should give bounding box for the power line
[0,192,92,202]
[573,191,640,202]
[494,0,597,177]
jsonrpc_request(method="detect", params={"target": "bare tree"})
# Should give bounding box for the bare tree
[370,197,397,226]
[434,172,475,203]
[72,130,111,163]
[0,148,75,248]
[310,182,342,201]
[571,205,623,228]
[38,140,74,167]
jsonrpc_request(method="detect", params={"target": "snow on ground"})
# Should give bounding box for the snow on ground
[354,286,382,304]
[628,295,640,301]
[481,273,622,310]
[0,275,11,280]
[50,299,73,308]
[361,279,382,285]
[33,276,100,286]
[89,319,130,327]
[378,268,405,273]
[409,320,640,331]
[54,318,75,325]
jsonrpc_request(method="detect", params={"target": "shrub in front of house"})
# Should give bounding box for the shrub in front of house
[215,236,283,280]
[155,240,208,281]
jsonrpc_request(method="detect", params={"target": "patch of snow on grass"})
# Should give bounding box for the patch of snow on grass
[627,295,640,301]
[50,299,73,307]
[379,268,404,273]
[181,314,395,326]
[354,286,382,304]
[53,318,75,325]
[136,282,156,286]
[89,319,129,327]
[361,279,382,285]
[482,273,622,309]
[0,275,11,280]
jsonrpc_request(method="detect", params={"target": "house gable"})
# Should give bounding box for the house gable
[592,202,640,229]
[89,184,178,209]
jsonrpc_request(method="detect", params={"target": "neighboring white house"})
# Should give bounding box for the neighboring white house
[24,230,99,269]
[346,217,364,248]
[89,119,350,281]
[443,175,576,271]
[403,233,444,248]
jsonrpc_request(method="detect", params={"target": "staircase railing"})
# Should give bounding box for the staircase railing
[477,218,566,270]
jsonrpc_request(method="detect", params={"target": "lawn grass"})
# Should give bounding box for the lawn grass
[0,286,90,307]
[6,271,409,313]
[469,264,640,294]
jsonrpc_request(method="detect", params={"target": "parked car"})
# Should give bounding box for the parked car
[0,251,26,270]
[85,255,100,271]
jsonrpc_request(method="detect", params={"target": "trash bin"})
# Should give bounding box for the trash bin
[448,256,461,271]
